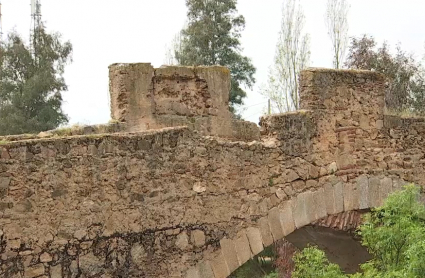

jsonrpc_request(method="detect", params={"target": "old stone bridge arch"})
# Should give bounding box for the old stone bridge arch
[0,65,423,278]
[186,175,404,278]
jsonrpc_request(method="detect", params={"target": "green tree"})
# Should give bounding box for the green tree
[345,35,425,113]
[292,247,345,278]
[291,184,425,278]
[173,0,256,114]
[0,26,72,135]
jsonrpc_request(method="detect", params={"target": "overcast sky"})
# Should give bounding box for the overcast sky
[1,0,424,125]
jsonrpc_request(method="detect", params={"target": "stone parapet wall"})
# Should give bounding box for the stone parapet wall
[109,63,260,141]
[259,111,316,156]
[0,122,127,143]
[1,68,425,277]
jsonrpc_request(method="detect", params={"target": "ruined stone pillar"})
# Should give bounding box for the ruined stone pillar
[299,68,386,169]
[109,63,260,140]
[109,63,156,131]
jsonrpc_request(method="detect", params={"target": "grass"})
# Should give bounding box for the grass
[384,107,424,119]
[51,123,84,136]
[0,140,9,145]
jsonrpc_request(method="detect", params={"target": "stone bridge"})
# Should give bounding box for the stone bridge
[0,65,424,278]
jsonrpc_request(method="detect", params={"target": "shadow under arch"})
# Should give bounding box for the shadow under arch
[230,210,372,277]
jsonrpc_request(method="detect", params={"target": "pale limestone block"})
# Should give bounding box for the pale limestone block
[357,175,369,209]
[197,261,215,278]
[234,230,252,265]
[324,182,336,214]
[279,200,295,236]
[313,189,327,220]
[379,177,393,206]
[258,217,273,247]
[210,252,230,278]
[245,227,264,255]
[176,232,190,250]
[191,230,206,247]
[376,120,384,129]
[293,191,312,228]
[343,183,359,211]
[369,177,380,208]
[39,252,52,263]
[267,207,285,241]
[304,191,315,223]
[328,162,338,174]
[185,267,200,278]
[219,238,240,273]
[334,182,344,214]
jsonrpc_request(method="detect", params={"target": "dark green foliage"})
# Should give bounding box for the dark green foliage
[292,247,346,278]
[291,184,425,278]
[345,35,425,113]
[0,26,72,135]
[174,0,256,114]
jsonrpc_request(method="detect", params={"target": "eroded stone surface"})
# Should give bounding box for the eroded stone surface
[0,67,423,277]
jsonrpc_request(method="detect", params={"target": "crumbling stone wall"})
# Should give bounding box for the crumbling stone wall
[0,68,424,278]
[109,63,260,141]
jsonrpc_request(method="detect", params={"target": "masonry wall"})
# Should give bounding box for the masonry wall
[109,64,260,141]
[0,68,424,278]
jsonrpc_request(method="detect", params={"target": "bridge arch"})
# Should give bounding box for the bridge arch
[184,175,409,278]
[2,66,425,277]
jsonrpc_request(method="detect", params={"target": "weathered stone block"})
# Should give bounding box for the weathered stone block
[324,181,344,215]
[343,183,359,211]
[234,230,252,265]
[220,238,240,273]
[39,252,52,263]
[369,177,380,208]
[245,227,264,255]
[209,252,230,278]
[197,261,215,278]
[0,176,11,190]
[50,264,62,278]
[293,191,314,228]
[313,189,327,220]
[185,267,200,278]
[357,175,369,209]
[334,182,344,213]
[191,230,206,247]
[24,264,45,278]
[279,200,295,236]
[380,177,393,206]
[267,207,285,241]
[176,232,190,250]
[258,217,274,247]
[324,182,335,214]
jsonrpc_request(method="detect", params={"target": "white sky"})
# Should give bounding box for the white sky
[1,0,424,125]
